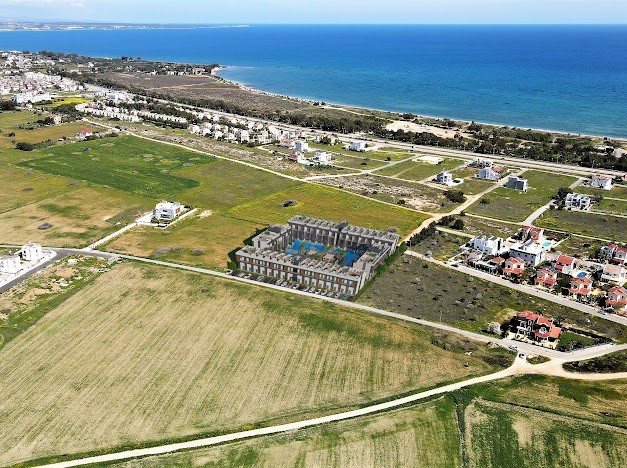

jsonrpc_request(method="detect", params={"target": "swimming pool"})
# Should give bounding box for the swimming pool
[287,240,361,267]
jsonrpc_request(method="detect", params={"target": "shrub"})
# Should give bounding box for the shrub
[444,190,466,203]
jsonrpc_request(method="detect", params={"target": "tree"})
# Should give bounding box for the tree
[556,187,572,201]
[451,219,465,230]
[445,190,466,203]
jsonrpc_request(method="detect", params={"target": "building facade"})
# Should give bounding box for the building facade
[236,216,400,297]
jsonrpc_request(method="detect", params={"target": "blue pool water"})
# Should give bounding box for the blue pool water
[1,25,625,137]
[287,240,361,267]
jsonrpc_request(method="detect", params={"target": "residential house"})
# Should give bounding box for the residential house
[554,255,578,275]
[589,174,613,190]
[510,311,562,348]
[503,257,526,278]
[506,176,528,192]
[153,201,184,221]
[470,158,494,168]
[20,242,43,262]
[477,166,502,181]
[0,255,21,274]
[294,140,309,153]
[435,171,454,187]
[312,150,332,164]
[535,268,558,289]
[600,243,627,265]
[601,264,627,285]
[518,226,545,243]
[606,286,627,311]
[76,128,93,140]
[468,236,507,256]
[348,141,368,152]
[564,193,592,210]
[568,277,593,299]
[509,241,546,266]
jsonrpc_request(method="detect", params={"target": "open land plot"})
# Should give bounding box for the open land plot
[577,185,627,200]
[0,186,153,247]
[535,210,627,243]
[19,135,206,199]
[412,230,469,261]
[0,255,109,349]
[595,198,627,216]
[309,142,412,162]
[7,122,91,144]
[174,159,300,211]
[464,399,627,468]
[359,254,627,341]
[0,261,508,466]
[330,154,390,170]
[375,157,462,180]
[0,164,79,213]
[106,213,262,268]
[455,177,495,196]
[315,174,458,213]
[468,171,578,222]
[228,183,429,236]
[116,375,627,468]
[461,215,519,238]
[556,236,607,258]
[116,398,461,468]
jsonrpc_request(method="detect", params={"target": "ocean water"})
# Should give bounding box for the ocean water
[0,25,625,137]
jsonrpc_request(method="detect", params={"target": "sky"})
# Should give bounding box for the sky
[0,0,625,24]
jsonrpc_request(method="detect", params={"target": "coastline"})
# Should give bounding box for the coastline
[216,66,627,142]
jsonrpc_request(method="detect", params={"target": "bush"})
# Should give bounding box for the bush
[444,190,466,203]
[451,219,465,230]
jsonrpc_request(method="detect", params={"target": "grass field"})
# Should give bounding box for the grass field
[375,157,462,181]
[115,376,627,468]
[535,210,627,243]
[557,236,607,258]
[411,230,468,261]
[0,164,79,213]
[0,261,507,466]
[228,183,428,236]
[468,171,578,222]
[6,122,89,144]
[595,198,627,215]
[174,159,300,211]
[577,185,627,200]
[460,215,519,238]
[118,398,461,468]
[331,154,390,170]
[0,186,153,247]
[359,254,627,341]
[106,213,262,268]
[20,135,206,199]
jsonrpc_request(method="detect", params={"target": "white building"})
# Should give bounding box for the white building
[477,167,502,181]
[294,140,309,153]
[435,171,454,187]
[0,255,21,274]
[12,91,52,104]
[601,264,627,285]
[348,141,368,152]
[564,193,592,210]
[506,176,528,192]
[589,174,613,190]
[312,150,332,164]
[509,240,546,266]
[153,201,184,221]
[20,242,43,262]
[468,236,507,256]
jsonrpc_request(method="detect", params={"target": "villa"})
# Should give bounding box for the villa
[508,240,546,266]
[554,254,578,275]
[153,201,184,221]
[510,311,562,349]
[568,277,593,299]
[477,166,502,181]
[435,171,454,187]
[468,236,507,256]
[503,257,526,278]
[589,174,613,190]
[535,268,558,289]
[564,193,592,210]
[20,242,43,262]
[235,216,400,297]
[607,286,627,311]
[600,243,627,265]
[0,255,21,274]
[506,175,528,192]
[601,264,627,285]
[518,225,545,244]
[294,140,309,153]
[348,141,368,152]
[312,150,332,164]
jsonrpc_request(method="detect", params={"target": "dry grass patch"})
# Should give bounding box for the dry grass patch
[118,398,461,468]
[0,261,498,465]
[0,186,152,247]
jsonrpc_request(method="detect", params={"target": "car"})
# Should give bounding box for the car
[225,269,233,275]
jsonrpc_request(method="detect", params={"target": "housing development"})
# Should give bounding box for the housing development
[0,49,626,467]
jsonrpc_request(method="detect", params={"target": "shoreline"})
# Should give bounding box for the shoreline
[216,66,627,142]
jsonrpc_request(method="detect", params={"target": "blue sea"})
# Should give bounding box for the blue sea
[1,25,626,137]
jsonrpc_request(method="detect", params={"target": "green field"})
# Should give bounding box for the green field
[468,170,578,222]
[228,183,428,236]
[0,260,506,466]
[359,254,627,341]
[20,136,205,199]
[375,157,462,181]
[461,215,519,238]
[114,376,627,468]
[577,185,627,200]
[595,198,627,215]
[536,210,627,243]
